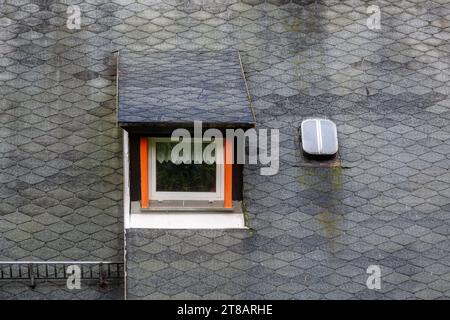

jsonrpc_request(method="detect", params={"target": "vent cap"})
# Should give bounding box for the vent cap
[301,118,338,156]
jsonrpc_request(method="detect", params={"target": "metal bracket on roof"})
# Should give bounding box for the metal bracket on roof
[0,261,124,289]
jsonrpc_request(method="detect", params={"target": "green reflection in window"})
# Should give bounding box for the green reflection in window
[155,141,216,192]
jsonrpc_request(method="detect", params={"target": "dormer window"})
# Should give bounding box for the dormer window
[117,50,254,228]
[147,137,224,203]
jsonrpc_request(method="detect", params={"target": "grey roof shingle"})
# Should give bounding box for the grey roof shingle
[118,50,255,127]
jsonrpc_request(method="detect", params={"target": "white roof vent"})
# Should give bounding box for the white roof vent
[301,118,338,157]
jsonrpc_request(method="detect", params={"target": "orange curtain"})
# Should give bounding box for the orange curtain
[140,137,149,208]
[224,138,233,209]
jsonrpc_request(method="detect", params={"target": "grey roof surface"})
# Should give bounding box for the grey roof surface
[0,0,124,290]
[124,0,450,300]
[1,0,450,300]
[0,280,123,300]
[118,50,254,126]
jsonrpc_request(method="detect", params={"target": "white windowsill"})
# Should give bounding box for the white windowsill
[127,201,247,229]
[129,212,246,229]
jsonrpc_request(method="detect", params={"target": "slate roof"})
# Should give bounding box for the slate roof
[0,280,123,300]
[0,2,124,267]
[124,1,450,300]
[117,50,255,127]
[1,0,450,300]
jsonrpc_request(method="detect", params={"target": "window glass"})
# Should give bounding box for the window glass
[155,141,216,192]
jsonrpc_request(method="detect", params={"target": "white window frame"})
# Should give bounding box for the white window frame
[148,137,224,201]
